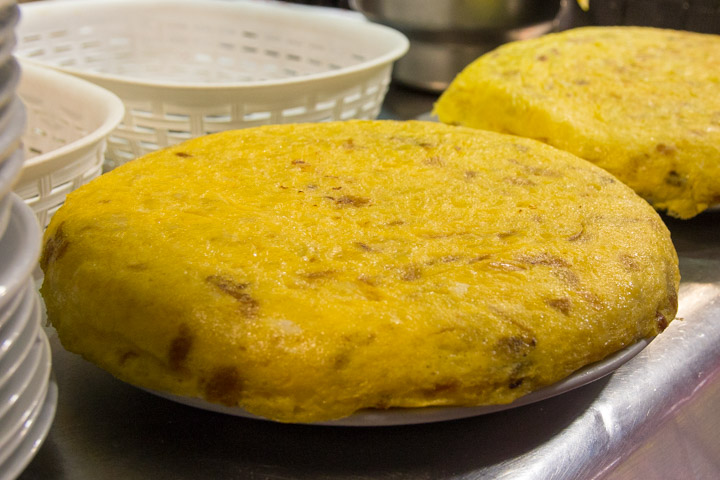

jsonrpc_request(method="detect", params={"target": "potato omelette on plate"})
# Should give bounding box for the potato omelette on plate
[434,26,720,219]
[40,120,679,423]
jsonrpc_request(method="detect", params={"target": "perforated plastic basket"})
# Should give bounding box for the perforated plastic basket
[14,62,124,228]
[15,0,408,169]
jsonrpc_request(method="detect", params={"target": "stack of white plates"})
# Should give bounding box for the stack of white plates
[0,0,20,239]
[0,196,56,480]
[0,2,57,479]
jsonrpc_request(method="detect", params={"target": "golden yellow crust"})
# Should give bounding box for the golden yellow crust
[434,26,720,219]
[41,120,679,423]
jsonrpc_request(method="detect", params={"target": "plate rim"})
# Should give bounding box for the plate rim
[0,331,49,450]
[0,291,40,391]
[141,337,652,426]
[0,339,57,480]
[0,195,42,313]
[0,330,51,466]
[0,325,44,420]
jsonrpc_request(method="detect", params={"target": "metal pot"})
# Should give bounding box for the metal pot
[351,0,562,92]
[584,0,720,34]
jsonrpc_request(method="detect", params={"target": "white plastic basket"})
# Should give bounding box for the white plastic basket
[14,62,124,228]
[15,0,409,169]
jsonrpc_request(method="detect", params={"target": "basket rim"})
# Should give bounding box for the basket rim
[17,0,410,90]
[19,61,125,171]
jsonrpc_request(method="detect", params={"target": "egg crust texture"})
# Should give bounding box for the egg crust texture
[40,120,679,423]
[434,26,720,219]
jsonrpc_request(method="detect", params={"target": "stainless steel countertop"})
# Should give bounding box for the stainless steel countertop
[18,86,720,480]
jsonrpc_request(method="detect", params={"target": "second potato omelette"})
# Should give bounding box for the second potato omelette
[434,27,720,219]
[40,120,679,423]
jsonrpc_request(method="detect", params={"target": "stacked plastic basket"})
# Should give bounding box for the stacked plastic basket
[14,61,124,228]
[15,0,408,170]
[0,2,57,478]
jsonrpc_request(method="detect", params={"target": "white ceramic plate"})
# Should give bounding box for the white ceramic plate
[0,280,24,331]
[0,5,19,69]
[0,280,35,359]
[0,191,12,244]
[0,331,50,467]
[143,337,651,426]
[0,291,39,392]
[0,147,23,204]
[0,96,24,163]
[0,194,42,313]
[0,277,32,332]
[0,60,20,121]
[0,331,50,450]
[0,327,43,420]
[0,331,48,451]
[0,385,44,469]
[0,380,56,480]
[0,336,56,480]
